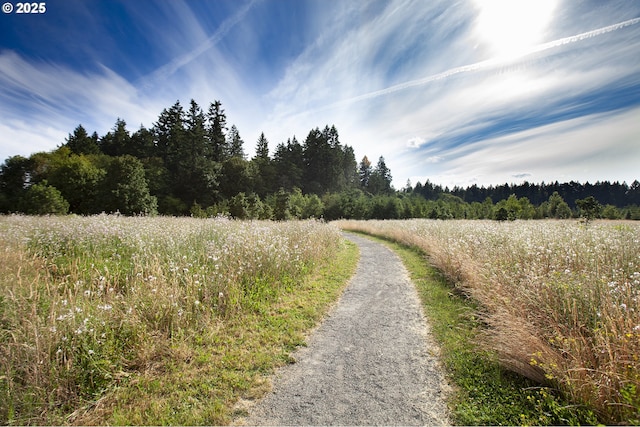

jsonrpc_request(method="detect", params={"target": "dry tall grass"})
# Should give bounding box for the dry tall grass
[337,219,640,424]
[0,214,341,424]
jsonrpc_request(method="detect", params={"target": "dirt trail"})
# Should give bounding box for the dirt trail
[241,233,450,426]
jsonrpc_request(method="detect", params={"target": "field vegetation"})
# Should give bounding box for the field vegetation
[338,219,640,425]
[0,214,355,425]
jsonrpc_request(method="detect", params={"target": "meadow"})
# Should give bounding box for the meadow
[337,219,640,425]
[0,215,353,425]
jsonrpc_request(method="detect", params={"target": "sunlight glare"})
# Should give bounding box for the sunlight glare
[473,0,557,60]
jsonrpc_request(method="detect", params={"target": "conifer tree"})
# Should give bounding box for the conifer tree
[253,133,276,197]
[66,125,100,155]
[358,156,372,189]
[154,100,185,165]
[368,156,393,194]
[100,119,130,156]
[207,100,228,162]
[227,125,246,159]
[129,125,155,158]
[273,137,304,191]
[255,132,269,160]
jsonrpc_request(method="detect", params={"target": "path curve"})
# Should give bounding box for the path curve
[242,233,450,426]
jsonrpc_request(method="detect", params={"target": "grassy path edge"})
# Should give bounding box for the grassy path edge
[345,230,598,426]
[71,238,360,425]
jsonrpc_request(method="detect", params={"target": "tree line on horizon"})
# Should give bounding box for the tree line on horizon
[1,98,639,220]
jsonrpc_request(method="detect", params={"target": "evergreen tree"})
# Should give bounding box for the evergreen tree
[186,99,207,158]
[342,145,359,189]
[252,133,276,197]
[152,100,221,209]
[255,132,269,160]
[154,100,186,165]
[302,127,330,194]
[630,180,640,205]
[0,155,32,212]
[368,156,393,194]
[273,137,304,191]
[245,192,266,219]
[323,125,347,192]
[102,155,157,215]
[228,192,249,219]
[273,188,292,220]
[66,125,100,155]
[178,99,220,207]
[99,118,130,156]
[227,125,246,159]
[206,100,228,162]
[576,196,602,223]
[358,156,372,189]
[129,125,156,158]
[219,156,250,199]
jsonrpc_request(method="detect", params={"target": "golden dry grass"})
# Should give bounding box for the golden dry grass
[0,215,349,424]
[337,219,640,424]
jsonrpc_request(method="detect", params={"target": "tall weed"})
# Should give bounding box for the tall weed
[337,219,640,424]
[0,215,340,424]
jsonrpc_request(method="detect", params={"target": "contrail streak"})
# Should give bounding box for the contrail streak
[141,0,260,87]
[327,17,640,108]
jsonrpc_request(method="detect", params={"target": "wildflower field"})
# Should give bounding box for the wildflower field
[0,215,352,425]
[337,219,640,424]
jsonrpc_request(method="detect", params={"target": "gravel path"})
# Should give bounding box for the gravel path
[242,233,450,426]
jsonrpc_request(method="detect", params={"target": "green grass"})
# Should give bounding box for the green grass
[348,231,598,426]
[0,216,359,425]
[71,237,360,425]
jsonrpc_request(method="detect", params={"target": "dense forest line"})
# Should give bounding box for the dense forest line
[1,99,639,220]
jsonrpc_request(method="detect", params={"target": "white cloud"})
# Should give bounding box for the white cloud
[0,0,263,162]
[406,137,425,148]
[1,0,639,193]
[0,120,67,158]
[251,0,639,187]
[430,107,640,188]
[426,156,444,164]
[0,50,167,161]
[138,0,260,89]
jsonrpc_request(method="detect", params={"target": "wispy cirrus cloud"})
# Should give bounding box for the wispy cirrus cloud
[0,0,261,159]
[1,0,638,189]
[0,50,161,147]
[253,0,640,188]
[138,0,261,90]
[424,106,640,187]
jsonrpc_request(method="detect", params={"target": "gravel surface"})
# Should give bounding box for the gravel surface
[241,233,450,426]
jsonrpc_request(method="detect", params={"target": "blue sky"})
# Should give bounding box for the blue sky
[1,0,639,189]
